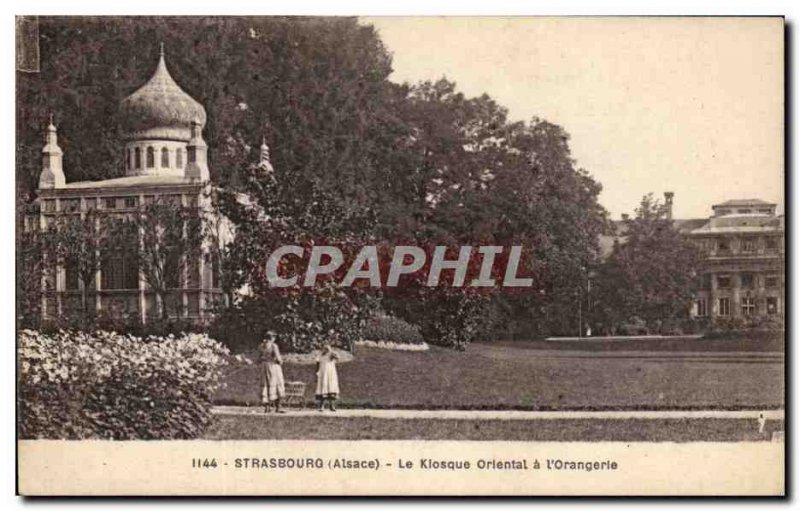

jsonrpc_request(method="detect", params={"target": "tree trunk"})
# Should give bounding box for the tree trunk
[80,285,88,330]
[156,291,166,322]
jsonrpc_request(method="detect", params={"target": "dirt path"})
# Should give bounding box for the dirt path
[212,406,784,421]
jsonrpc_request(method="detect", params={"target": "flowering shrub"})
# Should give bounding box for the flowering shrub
[18,330,229,440]
[361,315,424,345]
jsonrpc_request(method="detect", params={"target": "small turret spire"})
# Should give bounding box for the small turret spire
[259,136,274,173]
[39,114,65,189]
[185,118,209,182]
[664,191,674,221]
[159,42,165,57]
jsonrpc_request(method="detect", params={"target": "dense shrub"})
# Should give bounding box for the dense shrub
[36,309,207,338]
[387,293,489,351]
[704,315,784,341]
[18,330,229,440]
[362,315,424,345]
[210,290,378,354]
[678,317,709,335]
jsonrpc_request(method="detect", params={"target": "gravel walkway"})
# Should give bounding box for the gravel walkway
[212,406,784,421]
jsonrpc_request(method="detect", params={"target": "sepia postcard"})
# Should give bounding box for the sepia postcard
[15,15,785,496]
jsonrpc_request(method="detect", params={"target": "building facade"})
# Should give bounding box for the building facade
[29,48,232,325]
[685,199,784,322]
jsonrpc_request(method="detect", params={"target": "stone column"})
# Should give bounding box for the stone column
[731,273,741,318]
[709,272,718,318]
[55,198,63,318]
[138,192,147,324]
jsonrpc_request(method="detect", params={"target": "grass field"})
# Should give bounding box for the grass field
[215,341,784,411]
[490,336,784,353]
[204,415,784,442]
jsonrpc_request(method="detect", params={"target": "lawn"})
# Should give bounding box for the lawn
[215,342,784,411]
[488,336,784,353]
[204,415,785,442]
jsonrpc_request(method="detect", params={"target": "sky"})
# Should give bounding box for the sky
[363,17,784,219]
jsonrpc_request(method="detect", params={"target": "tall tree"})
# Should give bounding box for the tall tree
[49,210,105,326]
[18,17,612,345]
[214,161,377,353]
[384,79,610,338]
[593,194,702,330]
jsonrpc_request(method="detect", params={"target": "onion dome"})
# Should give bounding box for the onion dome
[120,46,206,142]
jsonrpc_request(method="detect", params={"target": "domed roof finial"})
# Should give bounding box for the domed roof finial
[119,48,207,143]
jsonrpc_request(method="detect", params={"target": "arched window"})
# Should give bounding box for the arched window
[161,147,170,168]
[176,148,183,169]
[124,149,130,170]
[146,146,155,168]
[134,148,142,169]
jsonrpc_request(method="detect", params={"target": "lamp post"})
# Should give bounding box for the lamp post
[578,265,587,339]
[586,271,592,337]
[578,289,582,339]
[576,266,593,339]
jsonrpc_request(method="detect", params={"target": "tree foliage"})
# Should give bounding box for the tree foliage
[214,162,378,353]
[18,17,613,346]
[592,194,702,330]
[47,210,104,326]
[381,79,610,339]
[108,198,210,321]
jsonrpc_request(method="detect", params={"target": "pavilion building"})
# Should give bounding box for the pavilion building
[31,48,229,324]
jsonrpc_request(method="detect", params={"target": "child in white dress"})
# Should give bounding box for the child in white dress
[315,344,340,411]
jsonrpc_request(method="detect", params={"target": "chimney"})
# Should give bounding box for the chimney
[664,191,674,221]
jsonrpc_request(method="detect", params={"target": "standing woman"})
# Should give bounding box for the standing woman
[315,344,340,411]
[259,332,286,413]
